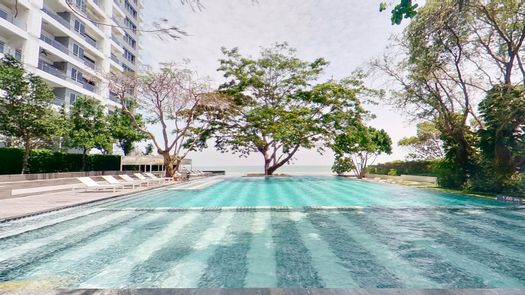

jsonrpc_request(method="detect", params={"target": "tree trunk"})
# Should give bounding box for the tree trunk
[264,158,272,176]
[162,152,175,177]
[21,140,31,174]
[173,157,182,174]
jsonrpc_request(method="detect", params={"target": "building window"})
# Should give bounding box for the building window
[124,17,136,32]
[70,67,83,83]
[123,48,135,64]
[124,33,136,49]
[72,42,85,58]
[124,0,137,19]
[74,19,86,34]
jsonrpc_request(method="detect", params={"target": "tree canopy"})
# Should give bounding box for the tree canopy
[331,125,392,179]
[207,43,366,175]
[0,56,66,173]
[399,121,444,160]
[109,63,220,176]
[67,97,113,170]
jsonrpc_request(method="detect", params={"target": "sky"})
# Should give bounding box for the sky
[139,0,415,167]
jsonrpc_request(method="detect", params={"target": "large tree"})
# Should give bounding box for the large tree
[331,125,392,179]
[374,0,482,187]
[109,64,220,177]
[476,85,525,191]
[208,43,366,175]
[376,0,525,189]
[67,97,113,170]
[0,56,66,173]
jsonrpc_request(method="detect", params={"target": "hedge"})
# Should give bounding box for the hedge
[367,160,440,176]
[0,148,121,174]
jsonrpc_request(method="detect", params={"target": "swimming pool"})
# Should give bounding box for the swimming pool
[0,176,523,288]
[105,176,507,208]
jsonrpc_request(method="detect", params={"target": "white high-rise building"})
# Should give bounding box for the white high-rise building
[0,0,142,108]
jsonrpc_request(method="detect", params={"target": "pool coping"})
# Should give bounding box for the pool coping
[0,288,524,295]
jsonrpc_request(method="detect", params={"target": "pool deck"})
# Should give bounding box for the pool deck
[0,288,523,295]
[0,177,221,221]
[0,185,162,221]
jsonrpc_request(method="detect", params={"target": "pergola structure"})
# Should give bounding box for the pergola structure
[120,156,192,172]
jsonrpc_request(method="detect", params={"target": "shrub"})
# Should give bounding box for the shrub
[388,169,399,176]
[0,148,120,174]
[367,160,440,176]
[433,159,468,189]
[0,148,24,174]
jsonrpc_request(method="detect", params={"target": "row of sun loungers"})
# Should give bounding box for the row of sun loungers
[76,173,174,193]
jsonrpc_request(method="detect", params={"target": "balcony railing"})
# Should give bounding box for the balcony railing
[82,33,97,48]
[83,58,96,70]
[0,8,26,29]
[40,34,69,54]
[38,60,67,80]
[111,35,123,47]
[110,53,120,64]
[0,42,22,60]
[109,92,119,103]
[42,6,70,29]
[53,97,65,106]
[83,83,95,92]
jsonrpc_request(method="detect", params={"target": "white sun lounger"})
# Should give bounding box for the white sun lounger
[144,172,172,183]
[77,177,124,192]
[119,174,149,186]
[102,175,139,189]
[134,173,163,185]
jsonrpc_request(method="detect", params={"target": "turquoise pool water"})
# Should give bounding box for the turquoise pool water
[0,176,523,288]
[105,176,507,208]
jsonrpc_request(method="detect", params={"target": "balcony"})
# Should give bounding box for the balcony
[40,34,69,54]
[83,58,96,70]
[42,6,70,29]
[38,60,66,80]
[82,33,97,48]
[111,35,123,47]
[111,53,120,64]
[0,43,22,60]
[109,91,119,103]
[0,8,26,29]
[83,82,95,92]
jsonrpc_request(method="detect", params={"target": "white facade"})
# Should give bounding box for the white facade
[0,0,142,108]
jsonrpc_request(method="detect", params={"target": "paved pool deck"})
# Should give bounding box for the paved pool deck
[0,176,219,221]
[0,288,523,295]
[0,185,163,221]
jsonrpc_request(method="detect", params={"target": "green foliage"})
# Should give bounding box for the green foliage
[368,160,439,176]
[67,97,113,156]
[0,148,24,174]
[388,169,399,176]
[478,85,525,177]
[390,0,419,25]
[108,106,147,155]
[398,121,443,160]
[0,56,67,173]
[144,143,154,155]
[433,159,468,189]
[209,43,366,175]
[332,125,392,178]
[0,148,120,174]
[331,157,355,176]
